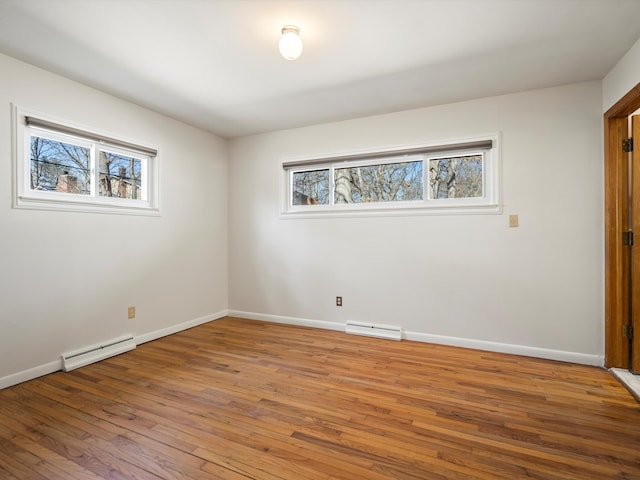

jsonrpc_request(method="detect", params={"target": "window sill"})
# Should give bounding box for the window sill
[281,202,501,219]
[15,195,161,217]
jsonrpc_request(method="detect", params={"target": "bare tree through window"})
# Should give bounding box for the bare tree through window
[429,154,483,199]
[99,151,142,199]
[30,136,91,194]
[335,160,423,204]
[292,169,329,205]
[286,145,495,213]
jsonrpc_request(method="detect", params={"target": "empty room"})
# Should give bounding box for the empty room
[1,1,640,479]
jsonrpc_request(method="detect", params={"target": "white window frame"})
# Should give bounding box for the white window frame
[281,134,500,218]
[12,105,160,216]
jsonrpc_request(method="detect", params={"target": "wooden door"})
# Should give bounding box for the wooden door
[632,115,640,373]
[604,81,640,370]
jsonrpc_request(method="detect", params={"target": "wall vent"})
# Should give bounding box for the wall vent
[345,321,402,341]
[61,335,136,372]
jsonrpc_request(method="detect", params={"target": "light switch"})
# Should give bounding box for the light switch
[509,214,519,228]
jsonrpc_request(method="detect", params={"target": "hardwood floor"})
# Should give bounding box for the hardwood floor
[1,317,639,479]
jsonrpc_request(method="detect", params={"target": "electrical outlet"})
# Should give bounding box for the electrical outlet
[128,306,136,319]
[336,296,342,307]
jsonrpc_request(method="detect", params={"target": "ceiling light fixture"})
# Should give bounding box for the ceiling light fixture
[279,25,303,61]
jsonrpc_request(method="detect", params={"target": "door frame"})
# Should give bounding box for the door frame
[604,81,640,368]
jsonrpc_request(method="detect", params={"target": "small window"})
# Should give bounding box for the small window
[282,136,499,216]
[13,105,159,215]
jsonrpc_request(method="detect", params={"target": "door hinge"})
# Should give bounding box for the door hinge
[623,138,634,153]
[623,231,634,246]
[623,324,634,339]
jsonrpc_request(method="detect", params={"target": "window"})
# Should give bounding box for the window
[283,136,499,216]
[13,105,159,215]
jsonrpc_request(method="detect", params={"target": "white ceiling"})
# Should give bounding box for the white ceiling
[0,0,639,138]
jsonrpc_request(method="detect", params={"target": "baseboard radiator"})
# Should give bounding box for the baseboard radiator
[61,335,136,372]
[345,321,402,341]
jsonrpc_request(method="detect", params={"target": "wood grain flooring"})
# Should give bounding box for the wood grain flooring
[0,317,639,479]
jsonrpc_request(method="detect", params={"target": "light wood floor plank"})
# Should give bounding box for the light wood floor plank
[1,317,639,479]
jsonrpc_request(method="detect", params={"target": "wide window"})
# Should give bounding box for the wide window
[13,106,159,215]
[283,136,499,216]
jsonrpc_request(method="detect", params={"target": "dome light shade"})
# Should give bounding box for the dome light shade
[279,25,303,60]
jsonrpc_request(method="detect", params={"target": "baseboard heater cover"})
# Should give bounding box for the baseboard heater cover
[345,321,402,341]
[61,335,136,372]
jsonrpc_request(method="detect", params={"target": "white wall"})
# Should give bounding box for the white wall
[603,36,640,112]
[228,81,604,365]
[0,53,228,387]
[0,51,609,388]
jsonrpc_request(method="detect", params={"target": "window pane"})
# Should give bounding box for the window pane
[334,160,423,204]
[30,135,90,195]
[292,169,329,205]
[428,154,483,199]
[99,151,142,199]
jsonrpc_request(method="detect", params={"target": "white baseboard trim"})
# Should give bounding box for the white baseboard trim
[135,310,228,345]
[0,310,229,390]
[2,310,604,390]
[229,310,604,367]
[228,310,344,332]
[0,360,61,391]
[404,331,604,367]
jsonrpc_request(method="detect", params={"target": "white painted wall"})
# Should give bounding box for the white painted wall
[0,53,228,387]
[228,81,604,365]
[603,36,640,112]
[0,49,610,387]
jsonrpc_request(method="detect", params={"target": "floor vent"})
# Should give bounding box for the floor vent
[61,335,136,372]
[345,321,402,341]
